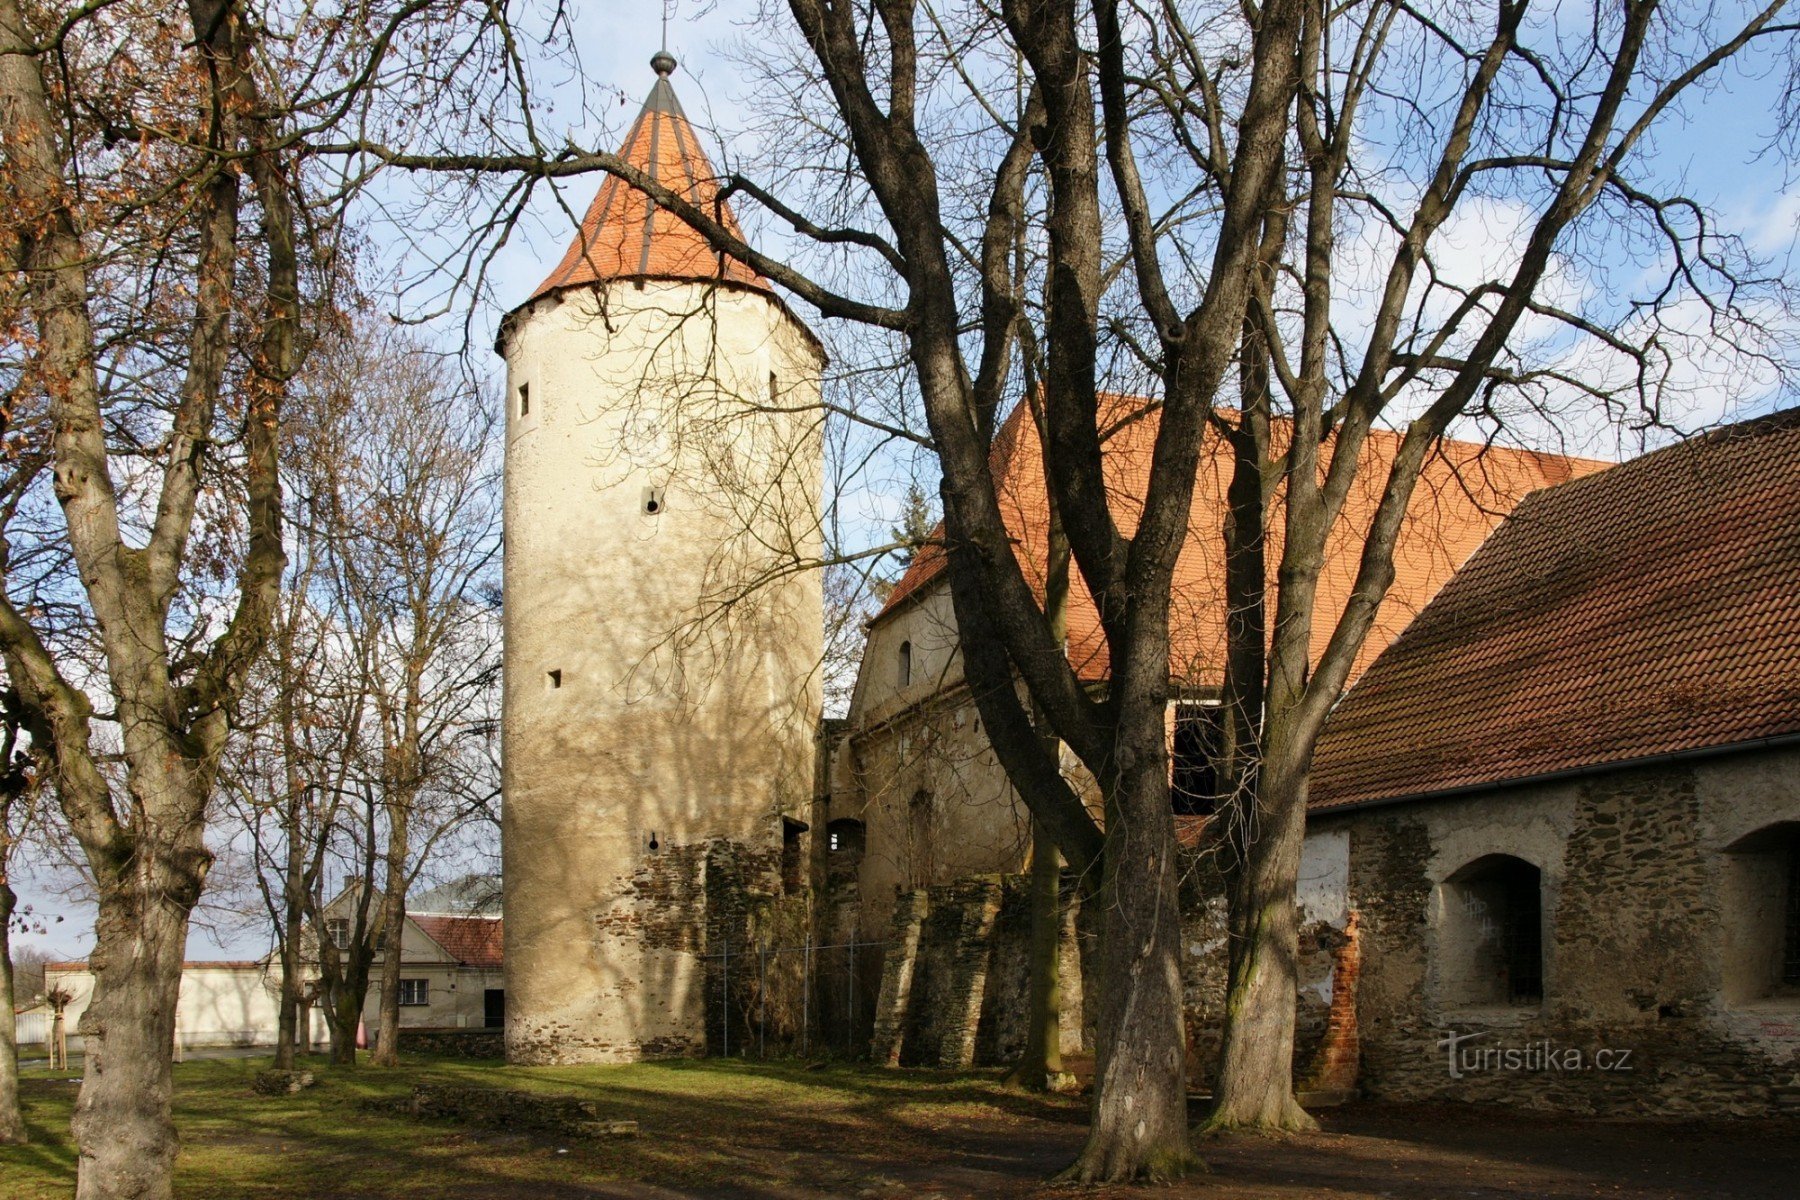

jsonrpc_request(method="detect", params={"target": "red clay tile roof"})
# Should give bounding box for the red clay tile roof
[529,55,768,302]
[1310,407,1800,810]
[878,397,1602,688]
[412,915,504,970]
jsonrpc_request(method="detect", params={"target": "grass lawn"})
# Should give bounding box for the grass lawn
[6,1052,1800,1198]
[2,1052,1087,1199]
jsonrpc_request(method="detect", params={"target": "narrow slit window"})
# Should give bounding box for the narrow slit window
[642,486,666,516]
[769,372,779,404]
[898,640,913,688]
[546,669,562,691]
[517,383,530,418]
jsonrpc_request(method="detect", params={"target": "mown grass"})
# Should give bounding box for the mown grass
[0,1052,1084,1199]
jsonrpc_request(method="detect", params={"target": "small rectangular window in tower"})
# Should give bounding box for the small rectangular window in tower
[769,372,779,404]
[641,486,666,516]
[545,669,562,691]
[898,640,913,688]
[517,383,530,418]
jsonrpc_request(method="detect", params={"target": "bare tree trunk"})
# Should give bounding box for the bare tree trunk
[0,878,26,1143]
[328,984,364,1065]
[1009,415,1070,1094]
[273,917,300,1069]
[1061,748,1191,1182]
[1210,754,1315,1131]
[370,797,411,1067]
[1007,819,1066,1090]
[72,863,200,1200]
[272,719,310,1071]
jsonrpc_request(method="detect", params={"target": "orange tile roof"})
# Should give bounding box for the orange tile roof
[1310,407,1800,810]
[878,396,1603,688]
[413,915,504,970]
[529,54,768,302]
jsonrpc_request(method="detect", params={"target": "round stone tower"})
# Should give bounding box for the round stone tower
[496,54,825,1064]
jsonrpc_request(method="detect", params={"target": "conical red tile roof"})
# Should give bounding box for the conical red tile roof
[531,53,768,300]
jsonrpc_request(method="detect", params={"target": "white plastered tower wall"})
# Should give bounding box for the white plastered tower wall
[497,54,824,1064]
[500,277,824,1064]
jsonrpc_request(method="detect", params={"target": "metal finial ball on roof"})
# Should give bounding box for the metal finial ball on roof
[651,51,678,77]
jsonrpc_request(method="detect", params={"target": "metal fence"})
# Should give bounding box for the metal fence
[702,937,888,1060]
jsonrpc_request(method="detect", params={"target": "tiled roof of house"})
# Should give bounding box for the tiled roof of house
[412,915,504,970]
[1310,407,1800,810]
[878,397,1603,687]
[528,53,767,303]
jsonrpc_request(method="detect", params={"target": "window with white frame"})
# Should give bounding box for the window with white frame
[398,978,429,1007]
[325,918,350,950]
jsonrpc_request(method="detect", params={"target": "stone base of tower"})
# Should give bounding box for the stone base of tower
[502,834,805,1067]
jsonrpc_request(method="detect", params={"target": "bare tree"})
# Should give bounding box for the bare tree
[309,323,500,1067]
[226,491,369,1069]
[0,0,383,1191]
[327,0,1798,1178]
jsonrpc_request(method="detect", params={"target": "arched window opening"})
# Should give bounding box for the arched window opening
[1722,822,1800,1004]
[1440,854,1543,1007]
[897,640,913,688]
[1171,703,1225,817]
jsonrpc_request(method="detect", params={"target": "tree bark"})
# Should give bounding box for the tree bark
[370,795,411,1067]
[1209,755,1315,1130]
[71,861,201,1200]
[1007,819,1067,1090]
[0,878,26,1143]
[1009,389,1073,1094]
[1059,750,1192,1181]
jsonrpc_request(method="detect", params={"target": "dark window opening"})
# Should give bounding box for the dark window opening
[825,818,865,888]
[484,989,505,1029]
[1500,871,1543,1002]
[517,383,530,418]
[1444,855,1544,1006]
[1171,704,1224,817]
[1785,844,1800,986]
[642,486,666,516]
[398,978,428,1007]
[897,640,913,688]
[781,817,808,895]
[546,668,562,690]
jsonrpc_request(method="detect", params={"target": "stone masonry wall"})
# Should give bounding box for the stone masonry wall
[1338,748,1800,1116]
